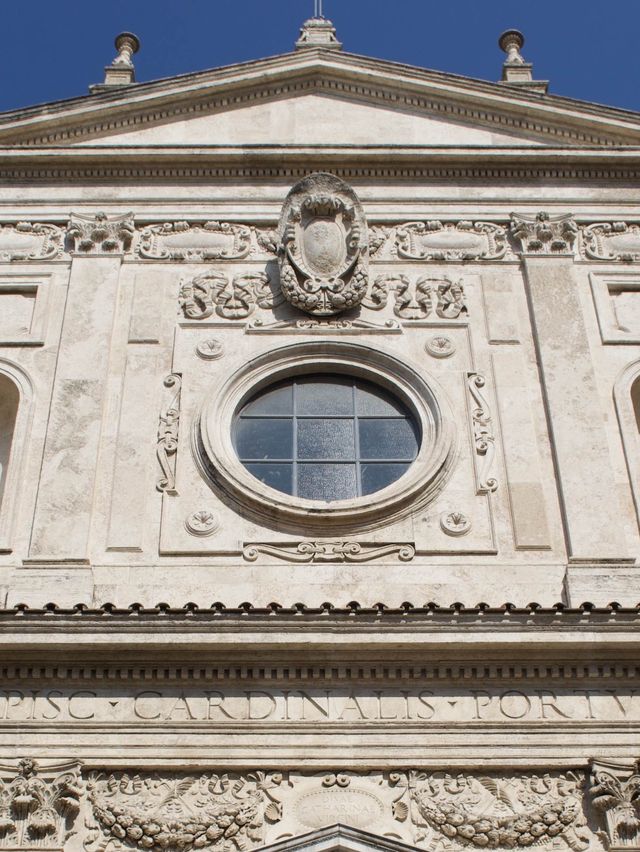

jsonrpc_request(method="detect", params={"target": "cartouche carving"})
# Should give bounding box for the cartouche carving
[0,758,82,848]
[410,771,589,851]
[179,270,282,320]
[277,172,369,316]
[156,374,181,494]
[590,761,640,849]
[467,373,498,493]
[138,221,252,261]
[510,212,577,255]
[86,771,283,852]
[67,212,134,254]
[582,222,640,262]
[396,221,507,261]
[243,541,415,563]
[0,222,64,261]
[364,275,468,320]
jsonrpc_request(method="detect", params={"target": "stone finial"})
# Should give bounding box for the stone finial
[295,17,342,50]
[91,32,140,91]
[498,29,548,94]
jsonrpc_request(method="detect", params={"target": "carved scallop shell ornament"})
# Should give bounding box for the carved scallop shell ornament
[277,173,369,316]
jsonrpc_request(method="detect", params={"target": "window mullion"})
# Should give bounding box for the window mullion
[292,380,298,497]
[352,380,361,497]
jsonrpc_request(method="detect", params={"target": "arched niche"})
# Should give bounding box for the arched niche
[614,360,640,529]
[0,359,33,552]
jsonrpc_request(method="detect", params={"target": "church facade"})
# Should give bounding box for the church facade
[0,16,638,852]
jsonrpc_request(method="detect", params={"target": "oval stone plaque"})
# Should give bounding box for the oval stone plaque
[294,787,385,830]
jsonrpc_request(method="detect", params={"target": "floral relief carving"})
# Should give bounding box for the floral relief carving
[243,541,415,563]
[67,212,134,254]
[467,373,498,493]
[137,222,252,262]
[185,510,219,537]
[179,271,282,320]
[590,762,640,848]
[86,771,283,852]
[510,213,577,255]
[409,771,589,851]
[0,222,65,262]
[396,221,508,261]
[581,222,640,262]
[440,511,472,536]
[0,758,82,848]
[156,374,181,494]
[364,275,468,320]
[277,173,369,316]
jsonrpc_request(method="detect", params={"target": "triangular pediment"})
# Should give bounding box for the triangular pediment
[3,49,640,150]
[257,824,419,852]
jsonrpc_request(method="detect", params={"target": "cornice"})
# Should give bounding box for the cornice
[2,51,640,148]
[1,145,640,182]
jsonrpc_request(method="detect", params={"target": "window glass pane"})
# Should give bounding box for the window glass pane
[245,463,293,494]
[357,383,406,416]
[296,378,354,416]
[241,383,293,416]
[359,418,419,460]
[297,419,355,460]
[361,463,410,495]
[298,463,357,501]
[235,418,293,460]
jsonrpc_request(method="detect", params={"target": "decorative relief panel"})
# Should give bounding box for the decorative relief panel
[137,222,252,261]
[510,213,577,255]
[396,221,508,261]
[0,223,64,262]
[467,373,498,493]
[364,276,468,320]
[179,271,282,320]
[277,173,369,316]
[67,212,134,254]
[590,761,640,849]
[0,758,82,849]
[156,374,181,495]
[243,541,415,563]
[582,223,640,262]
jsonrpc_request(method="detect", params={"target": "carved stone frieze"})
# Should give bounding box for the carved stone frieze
[156,374,181,494]
[590,761,640,849]
[243,541,415,563]
[0,758,82,848]
[137,221,252,261]
[0,222,65,261]
[246,317,400,333]
[86,771,283,852]
[581,222,640,262]
[179,270,282,320]
[364,275,468,320]
[277,172,369,316]
[510,212,577,255]
[396,221,508,261]
[467,373,498,493]
[67,212,134,254]
[410,771,589,851]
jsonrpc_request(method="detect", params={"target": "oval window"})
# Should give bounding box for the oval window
[233,375,420,501]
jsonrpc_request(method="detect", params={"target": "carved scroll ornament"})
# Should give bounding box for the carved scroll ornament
[364,276,468,320]
[156,374,181,494]
[138,221,252,261]
[243,541,415,563]
[179,271,282,320]
[467,373,498,493]
[0,222,64,261]
[582,222,640,262]
[0,758,82,848]
[87,771,283,852]
[396,221,508,261]
[277,173,369,316]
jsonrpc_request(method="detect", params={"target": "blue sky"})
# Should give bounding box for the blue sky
[2,0,638,114]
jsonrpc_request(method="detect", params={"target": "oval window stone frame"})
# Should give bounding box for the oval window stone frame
[197,341,457,533]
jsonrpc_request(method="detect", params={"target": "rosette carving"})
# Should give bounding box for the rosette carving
[410,771,589,850]
[277,173,369,316]
[87,771,282,852]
